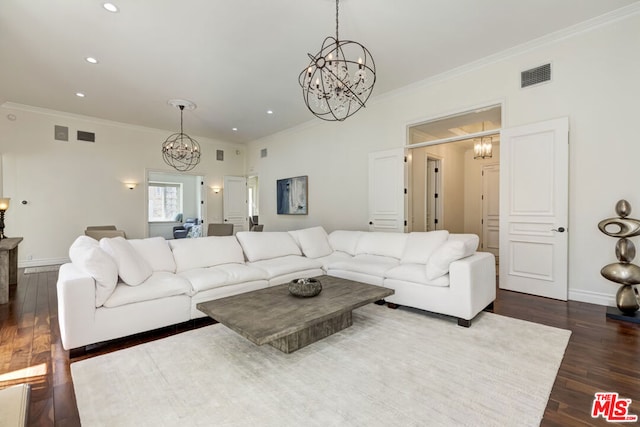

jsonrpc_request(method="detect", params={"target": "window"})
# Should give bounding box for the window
[148,182,182,222]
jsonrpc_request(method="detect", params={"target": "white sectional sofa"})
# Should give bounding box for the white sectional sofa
[57,227,496,351]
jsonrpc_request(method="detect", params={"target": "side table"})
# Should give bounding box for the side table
[0,237,23,304]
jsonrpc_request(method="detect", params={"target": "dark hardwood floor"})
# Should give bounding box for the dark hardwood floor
[1,268,639,426]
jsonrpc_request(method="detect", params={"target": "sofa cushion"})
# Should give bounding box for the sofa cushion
[355,232,408,259]
[315,251,353,270]
[102,272,191,308]
[329,254,399,277]
[179,264,268,293]
[128,236,176,273]
[385,264,450,287]
[169,236,245,273]
[400,231,449,264]
[288,226,333,259]
[248,255,323,279]
[328,230,363,255]
[236,232,301,262]
[425,235,479,280]
[68,236,118,307]
[100,237,153,286]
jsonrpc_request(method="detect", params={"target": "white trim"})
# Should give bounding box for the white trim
[19,257,69,269]
[568,288,615,307]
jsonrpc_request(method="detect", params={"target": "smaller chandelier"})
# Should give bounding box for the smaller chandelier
[162,100,201,172]
[473,136,494,159]
[299,0,376,121]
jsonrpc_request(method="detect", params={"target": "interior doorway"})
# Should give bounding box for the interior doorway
[146,170,204,239]
[407,104,502,255]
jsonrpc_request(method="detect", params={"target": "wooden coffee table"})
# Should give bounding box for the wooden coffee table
[196,275,394,353]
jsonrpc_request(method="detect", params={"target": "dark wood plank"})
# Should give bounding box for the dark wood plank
[0,268,639,426]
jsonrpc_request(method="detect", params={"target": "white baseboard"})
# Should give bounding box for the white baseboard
[19,257,69,269]
[569,288,616,307]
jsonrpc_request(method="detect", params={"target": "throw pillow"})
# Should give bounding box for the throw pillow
[68,236,118,307]
[425,240,467,280]
[235,232,301,262]
[99,236,153,286]
[289,226,333,259]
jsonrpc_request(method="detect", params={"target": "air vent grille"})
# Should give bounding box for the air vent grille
[260,148,267,158]
[521,63,551,88]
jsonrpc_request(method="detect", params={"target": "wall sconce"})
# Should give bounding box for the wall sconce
[124,182,137,190]
[0,198,10,240]
[211,186,221,194]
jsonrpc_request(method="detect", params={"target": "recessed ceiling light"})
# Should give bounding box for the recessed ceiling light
[103,3,119,12]
[76,92,86,97]
[232,128,238,131]
[85,57,99,64]
[267,110,273,115]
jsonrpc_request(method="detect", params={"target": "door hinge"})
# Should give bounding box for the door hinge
[201,181,204,185]
[434,218,439,224]
[435,167,439,173]
[481,195,484,200]
[434,193,439,199]
[404,220,407,226]
[201,200,204,204]
[404,188,407,194]
[404,156,407,163]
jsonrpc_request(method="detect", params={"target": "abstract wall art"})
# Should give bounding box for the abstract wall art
[277,176,308,215]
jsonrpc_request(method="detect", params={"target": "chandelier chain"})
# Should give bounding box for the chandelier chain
[335,0,339,42]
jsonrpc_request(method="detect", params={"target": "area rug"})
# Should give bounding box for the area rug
[71,305,571,426]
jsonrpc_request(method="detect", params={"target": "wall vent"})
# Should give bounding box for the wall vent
[216,149,224,161]
[77,130,95,142]
[260,148,268,158]
[54,125,69,141]
[521,63,551,88]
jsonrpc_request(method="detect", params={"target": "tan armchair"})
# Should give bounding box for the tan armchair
[207,223,234,236]
[85,225,126,240]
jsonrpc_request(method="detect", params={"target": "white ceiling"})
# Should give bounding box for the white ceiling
[1,0,637,143]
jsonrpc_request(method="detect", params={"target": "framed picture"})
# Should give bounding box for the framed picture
[277,175,308,215]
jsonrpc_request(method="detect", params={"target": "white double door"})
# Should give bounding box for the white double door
[499,117,569,300]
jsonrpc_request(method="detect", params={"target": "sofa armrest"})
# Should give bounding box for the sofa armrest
[448,252,496,320]
[56,263,97,351]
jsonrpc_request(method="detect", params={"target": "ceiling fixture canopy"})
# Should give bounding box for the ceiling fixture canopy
[299,0,376,122]
[162,100,201,171]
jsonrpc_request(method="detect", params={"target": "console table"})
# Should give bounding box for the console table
[0,237,23,304]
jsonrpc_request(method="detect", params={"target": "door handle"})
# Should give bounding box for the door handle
[551,227,565,232]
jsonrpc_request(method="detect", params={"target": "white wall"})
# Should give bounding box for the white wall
[0,104,245,266]
[247,11,640,306]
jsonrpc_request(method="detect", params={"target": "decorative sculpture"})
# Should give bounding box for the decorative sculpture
[598,200,640,315]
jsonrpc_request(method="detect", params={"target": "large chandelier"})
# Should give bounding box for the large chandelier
[162,100,201,171]
[299,0,376,121]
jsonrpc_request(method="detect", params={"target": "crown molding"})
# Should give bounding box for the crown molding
[371,3,640,106]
